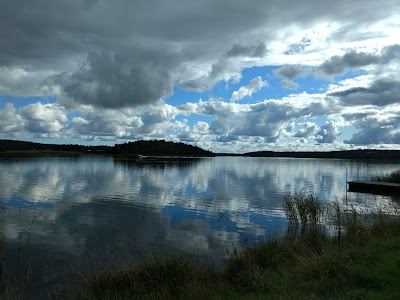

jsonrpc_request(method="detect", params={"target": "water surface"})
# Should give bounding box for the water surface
[1,156,400,297]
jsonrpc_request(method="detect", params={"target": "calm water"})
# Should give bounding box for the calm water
[1,156,400,297]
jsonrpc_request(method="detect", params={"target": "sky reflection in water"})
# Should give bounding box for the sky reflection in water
[1,156,400,294]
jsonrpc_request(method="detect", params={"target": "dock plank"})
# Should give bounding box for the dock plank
[347,181,400,195]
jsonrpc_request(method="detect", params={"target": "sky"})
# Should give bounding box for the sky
[1,0,400,153]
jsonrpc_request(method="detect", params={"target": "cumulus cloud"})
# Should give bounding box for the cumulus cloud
[20,102,67,122]
[280,79,300,90]
[231,76,268,101]
[0,103,25,133]
[48,49,179,109]
[284,37,311,55]
[315,121,341,143]
[293,122,318,138]
[179,94,336,145]
[316,44,400,78]
[273,64,308,79]
[329,78,400,107]
[226,42,267,58]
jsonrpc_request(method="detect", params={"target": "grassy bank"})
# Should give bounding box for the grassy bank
[0,205,5,298]
[75,194,400,300]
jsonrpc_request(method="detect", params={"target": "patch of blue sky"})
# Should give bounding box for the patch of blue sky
[168,66,305,106]
[67,111,87,121]
[166,86,208,105]
[294,116,328,128]
[293,74,330,94]
[4,196,54,209]
[0,95,56,108]
[340,127,358,142]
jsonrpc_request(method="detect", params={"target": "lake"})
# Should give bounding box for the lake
[1,155,400,297]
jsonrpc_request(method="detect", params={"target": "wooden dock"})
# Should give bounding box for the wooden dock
[347,181,400,195]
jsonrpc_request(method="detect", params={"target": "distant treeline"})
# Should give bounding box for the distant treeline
[2,139,400,159]
[242,150,400,160]
[0,139,214,157]
[115,140,214,156]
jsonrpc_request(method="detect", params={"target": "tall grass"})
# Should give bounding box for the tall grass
[283,192,325,235]
[0,205,4,298]
[372,169,400,183]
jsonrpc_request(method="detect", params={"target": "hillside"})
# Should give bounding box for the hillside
[0,139,214,157]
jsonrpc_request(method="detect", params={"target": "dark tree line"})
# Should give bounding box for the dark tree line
[0,139,214,157]
[243,149,400,160]
[115,140,214,156]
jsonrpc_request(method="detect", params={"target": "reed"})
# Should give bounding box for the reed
[283,192,325,235]
[0,204,5,298]
[372,169,400,183]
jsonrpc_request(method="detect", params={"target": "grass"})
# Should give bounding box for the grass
[0,204,5,298]
[372,169,400,183]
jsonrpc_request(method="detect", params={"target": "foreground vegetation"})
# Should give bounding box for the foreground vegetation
[372,169,400,183]
[0,205,4,298]
[3,193,400,299]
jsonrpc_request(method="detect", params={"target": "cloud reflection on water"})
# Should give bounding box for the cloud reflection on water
[1,155,400,293]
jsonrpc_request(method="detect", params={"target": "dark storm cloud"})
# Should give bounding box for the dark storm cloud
[318,52,379,76]
[274,45,400,82]
[273,64,307,79]
[329,78,400,106]
[48,48,181,108]
[1,0,398,109]
[317,44,400,77]
[225,42,267,58]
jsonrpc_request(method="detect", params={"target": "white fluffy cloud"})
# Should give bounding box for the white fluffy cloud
[231,76,268,101]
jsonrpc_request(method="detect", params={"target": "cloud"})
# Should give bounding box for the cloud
[316,44,400,78]
[20,102,67,122]
[0,67,51,97]
[226,42,267,58]
[280,79,300,90]
[273,64,308,79]
[293,122,318,138]
[273,45,400,82]
[231,76,268,101]
[48,49,179,109]
[315,121,341,143]
[284,37,311,55]
[0,103,25,133]
[329,78,400,106]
